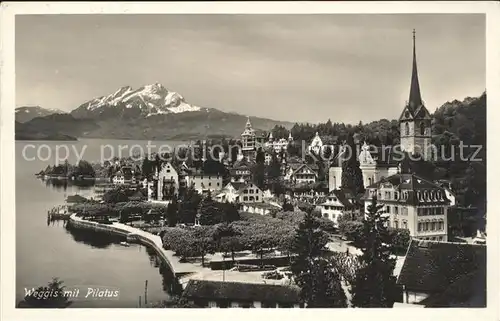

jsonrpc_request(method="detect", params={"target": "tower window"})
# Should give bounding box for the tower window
[405,123,410,136]
[420,122,426,135]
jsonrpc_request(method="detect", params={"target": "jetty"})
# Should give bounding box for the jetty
[47,205,72,221]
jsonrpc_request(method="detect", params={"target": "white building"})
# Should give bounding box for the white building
[186,174,223,194]
[215,182,263,204]
[157,162,179,201]
[316,189,357,226]
[363,173,451,241]
[308,132,323,155]
[265,132,293,154]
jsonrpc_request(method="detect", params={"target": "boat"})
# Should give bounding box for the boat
[119,241,130,247]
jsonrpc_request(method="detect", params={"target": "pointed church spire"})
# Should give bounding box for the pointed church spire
[408,29,423,110]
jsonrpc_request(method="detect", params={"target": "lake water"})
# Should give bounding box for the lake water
[15,138,185,308]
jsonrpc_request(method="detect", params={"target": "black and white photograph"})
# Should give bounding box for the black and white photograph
[1,1,498,318]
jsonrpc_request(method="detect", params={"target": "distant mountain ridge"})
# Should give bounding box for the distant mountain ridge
[15,83,294,140]
[15,106,65,123]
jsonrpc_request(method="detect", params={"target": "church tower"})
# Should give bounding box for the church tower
[399,30,432,161]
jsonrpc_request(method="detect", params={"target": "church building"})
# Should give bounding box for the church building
[329,30,433,192]
[399,30,433,161]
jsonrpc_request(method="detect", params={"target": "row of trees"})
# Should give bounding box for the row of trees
[161,210,335,268]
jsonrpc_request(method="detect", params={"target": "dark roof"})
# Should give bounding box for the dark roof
[182,280,300,304]
[397,239,486,294]
[420,268,486,307]
[228,182,247,191]
[66,194,88,203]
[317,189,355,209]
[365,173,437,190]
[363,173,450,206]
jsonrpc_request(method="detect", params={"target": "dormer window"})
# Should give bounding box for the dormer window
[405,123,410,136]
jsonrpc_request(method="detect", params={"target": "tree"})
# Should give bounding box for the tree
[290,211,347,307]
[103,187,129,203]
[192,228,216,267]
[251,163,266,190]
[17,278,73,308]
[166,198,178,227]
[350,196,398,307]
[250,233,275,267]
[199,192,222,226]
[142,156,154,179]
[178,186,201,224]
[341,134,365,195]
[256,147,265,164]
[214,223,243,263]
[75,160,95,178]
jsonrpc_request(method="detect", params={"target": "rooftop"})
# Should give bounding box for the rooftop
[182,280,300,303]
[397,239,486,295]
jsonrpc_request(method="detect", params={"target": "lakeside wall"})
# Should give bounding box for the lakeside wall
[67,214,197,276]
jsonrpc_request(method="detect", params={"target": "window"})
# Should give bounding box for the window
[420,122,426,135]
[243,196,248,201]
[431,222,436,231]
[402,221,407,229]
[395,206,399,215]
[394,221,399,229]
[418,222,422,231]
[255,196,259,201]
[405,123,410,136]
[217,182,220,186]
[386,206,390,213]
[395,192,399,200]
[208,182,212,186]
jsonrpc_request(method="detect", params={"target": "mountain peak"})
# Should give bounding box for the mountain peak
[71,83,203,119]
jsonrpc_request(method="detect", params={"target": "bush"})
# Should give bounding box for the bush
[387,228,411,255]
[317,217,337,233]
[339,220,364,243]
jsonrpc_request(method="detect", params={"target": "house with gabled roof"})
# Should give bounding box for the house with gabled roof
[156,162,179,201]
[284,163,318,184]
[362,172,451,241]
[215,181,263,204]
[181,280,301,308]
[396,239,486,307]
[316,189,357,226]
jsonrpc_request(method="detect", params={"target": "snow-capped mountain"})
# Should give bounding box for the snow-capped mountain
[71,83,203,119]
[15,106,66,123]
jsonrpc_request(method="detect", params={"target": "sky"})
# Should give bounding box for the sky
[15,14,485,124]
